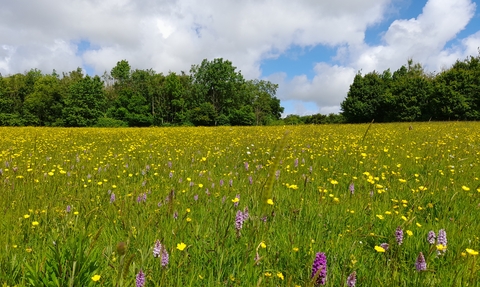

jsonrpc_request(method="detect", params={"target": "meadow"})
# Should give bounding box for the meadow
[0,123,479,286]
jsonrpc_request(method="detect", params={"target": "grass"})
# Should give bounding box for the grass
[0,122,479,286]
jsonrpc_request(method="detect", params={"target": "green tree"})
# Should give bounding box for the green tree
[188,102,217,126]
[190,58,245,124]
[63,75,106,127]
[23,73,63,126]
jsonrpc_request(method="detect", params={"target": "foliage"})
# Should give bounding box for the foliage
[341,55,480,123]
[0,124,480,286]
[0,59,283,127]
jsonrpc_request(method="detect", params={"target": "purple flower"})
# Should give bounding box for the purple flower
[160,247,169,267]
[136,269,145,287]
[380,243,389,251]
[169,172,173,178]
[243,206,249,221]
[437,229,447,254]
[275,170,280,180]
[194,194,199,201]
[66,205,71,213]
[153,240,169,267]
[235,210,245,235]
[110,193,116,203]
[249,176,253,185]
[167,161,172,168]
[346,271,356,287]
[311,252,327,286]
[294,158,299,168]
[229,179,233,187]
[427,230,436,244]
[173,211,178,220]
[395,227,404,245]
[219,179,224,186]
[349,183,355,194]
[415,252,427,271]
[244,162,249,171]
[189,181,195,187]
[437,229,447,246]
[153,240,162,257]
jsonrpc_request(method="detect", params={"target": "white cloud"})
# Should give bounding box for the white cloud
[0,0,390,77]
[276,0,477,115]
[0,0,478,116]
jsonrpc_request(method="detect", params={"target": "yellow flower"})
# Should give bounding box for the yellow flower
[74,211,79,215]
[26,248,32,253]
[406,230,413,236]
[374,246,386,253]
[32,221,39,226]
[23,214,30,219]
[277,272,284,280]
[198,183,203,188]
[267,199,274,205]
[198,275,204,279]
[399,179,406,183]
[330,180,338,185]
[401,216,407,221]
[264,272,272,277]
[260,242,267,248]
[91,275,101,282]
[176,242,187,251]
[416,223,422,227]
[436,244,447,251]
[232,197,240,203]
[376,215,384,220]
[293,247,299,252]
[186,217,192,222]
[462,186,470,191]
[186,208,191,213]
[466,248,478,255]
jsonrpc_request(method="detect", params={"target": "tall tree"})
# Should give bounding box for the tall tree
[63,75,106,127]
[190,58,245,124]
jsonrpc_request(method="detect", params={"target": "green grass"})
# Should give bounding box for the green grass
[0,123,479,286]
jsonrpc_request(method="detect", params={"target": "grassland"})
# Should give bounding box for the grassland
[0,123,479,286]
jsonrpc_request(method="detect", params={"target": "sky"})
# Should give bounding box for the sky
[1,0,479,116]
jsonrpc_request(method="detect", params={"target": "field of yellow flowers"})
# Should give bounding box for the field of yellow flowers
[0,123,479,286]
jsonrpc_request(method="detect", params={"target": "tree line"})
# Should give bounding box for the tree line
[0,58,284,127]
[341,54,480,123]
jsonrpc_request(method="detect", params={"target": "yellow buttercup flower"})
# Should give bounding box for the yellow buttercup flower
[267,199,274,205]
[176,242,187,251]
[232,197,240,203]
[466,248,478,255]
[91,275,101,282]
[374,246,385,253]
[436,244,447,251]
[277,272,284,280]
[462,186,470,191]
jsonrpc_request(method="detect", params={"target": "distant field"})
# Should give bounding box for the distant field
[0,123,479,286]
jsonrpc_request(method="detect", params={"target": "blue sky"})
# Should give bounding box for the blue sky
[1,0,479,116]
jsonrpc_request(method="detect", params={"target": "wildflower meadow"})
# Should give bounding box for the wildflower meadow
[0,122,479,286]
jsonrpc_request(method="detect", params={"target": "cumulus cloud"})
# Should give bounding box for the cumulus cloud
[0,0,389,76]
[0,0,478,116]
[278,0,477,115]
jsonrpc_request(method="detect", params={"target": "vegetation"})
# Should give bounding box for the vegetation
[341,54,480,123]
[0,59,283,127]
[1,123,479,286]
